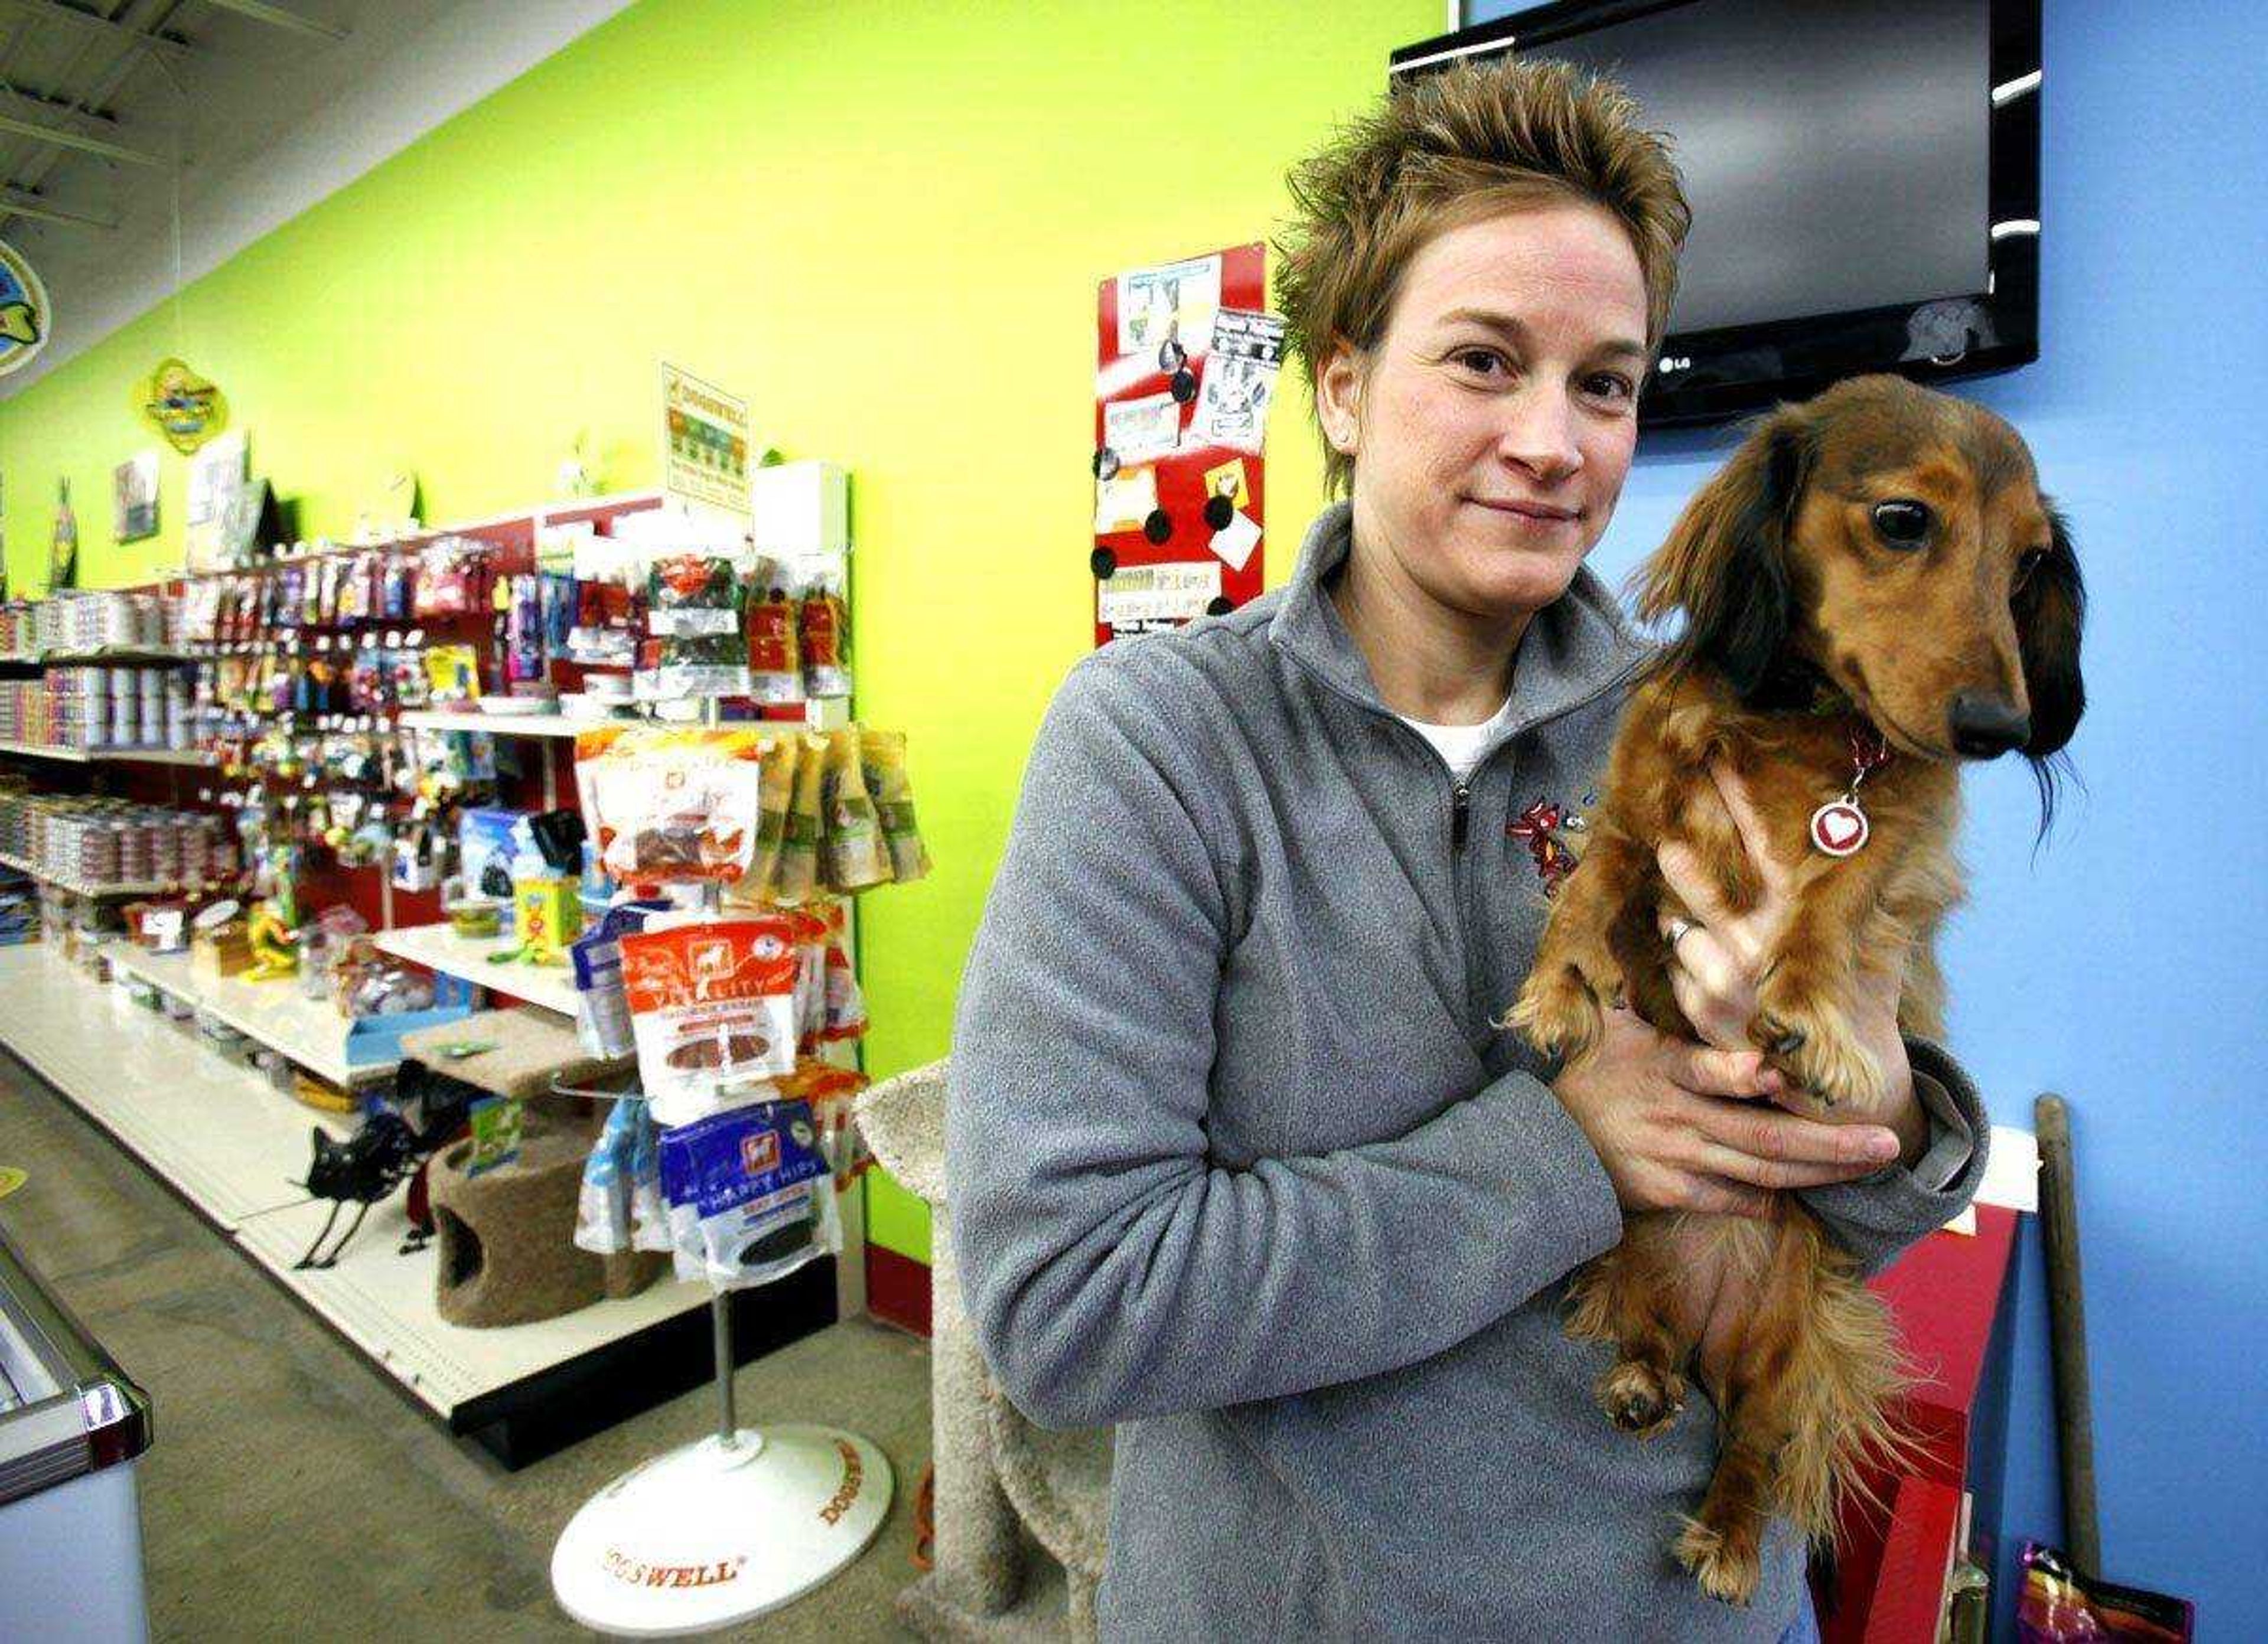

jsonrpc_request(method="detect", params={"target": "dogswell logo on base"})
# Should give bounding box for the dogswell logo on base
[819,1439,865,1525]
[0,241,49,379]
[601,1549,747,1588]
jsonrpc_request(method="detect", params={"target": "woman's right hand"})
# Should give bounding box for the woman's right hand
[1552,1004,1906,1218]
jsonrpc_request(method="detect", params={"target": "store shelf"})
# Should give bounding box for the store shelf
[371,921,579,1017]
[0,851,188,898]
[105,942,393,1087]
[92,746,216,767]
[0,739,91,763]
[46,647,191,664]
[0,945,348,1228]
[234,1196,712,1418]
[0,943,745,1447]
[397,707,601,739]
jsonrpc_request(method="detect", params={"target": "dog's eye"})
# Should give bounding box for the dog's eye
[1871,499,1934,547]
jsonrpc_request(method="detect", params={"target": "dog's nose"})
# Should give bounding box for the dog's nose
[1948,691,2031,758]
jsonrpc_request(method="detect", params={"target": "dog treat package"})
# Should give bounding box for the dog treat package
[627,1101,672,1254]
[639,554,750,699]
[2016,1542,2194,1643]
[656,1099,841,1290]
[820,729,894,893]
[741,732,800,901]
[820,903,866,1043]
[771,734,827,905]
[797,580,851,699]
[568,898,673,1059]
[791,910,830,1056]
[618,914,801,1127]
[777,1061,873,1185]
[575,727,765,885]
[859,728,932,885]
[745,583,802,705]
[574,1098,639,1255]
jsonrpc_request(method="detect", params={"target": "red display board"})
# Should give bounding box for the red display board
[1091,242,1276,647]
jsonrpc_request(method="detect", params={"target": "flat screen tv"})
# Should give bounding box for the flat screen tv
[1389,0,2042,426]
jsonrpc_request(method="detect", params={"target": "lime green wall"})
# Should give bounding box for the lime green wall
[0,0,1430,1265]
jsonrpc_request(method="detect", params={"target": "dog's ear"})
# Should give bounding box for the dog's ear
[1635,405,1813,699]
[2019,506,2085,757]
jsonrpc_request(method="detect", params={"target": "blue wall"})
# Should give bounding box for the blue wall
[1466,0,2266,1633]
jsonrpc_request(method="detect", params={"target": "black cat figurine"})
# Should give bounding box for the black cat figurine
[290,1059,482,1269]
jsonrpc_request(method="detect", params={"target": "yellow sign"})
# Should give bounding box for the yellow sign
[137,357,229,454]
[0,240,49,379]
[0,1165,24,1200]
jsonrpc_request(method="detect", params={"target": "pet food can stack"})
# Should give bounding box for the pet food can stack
[165,674,192,750]
[151,819,183,888]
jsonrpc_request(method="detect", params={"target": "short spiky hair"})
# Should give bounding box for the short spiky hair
[1276,57,1692,492]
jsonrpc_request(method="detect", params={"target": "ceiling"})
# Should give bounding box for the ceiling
[0,0,633,397]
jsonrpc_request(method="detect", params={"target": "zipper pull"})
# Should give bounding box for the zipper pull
[1452,782,1471,850]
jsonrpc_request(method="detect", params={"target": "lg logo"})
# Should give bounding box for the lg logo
[1658,354,1693,373]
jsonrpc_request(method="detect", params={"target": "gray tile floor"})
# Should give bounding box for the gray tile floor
[0,1048,933,1642]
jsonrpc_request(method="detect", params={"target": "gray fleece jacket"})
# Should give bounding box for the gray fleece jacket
[947,502,1987,1642]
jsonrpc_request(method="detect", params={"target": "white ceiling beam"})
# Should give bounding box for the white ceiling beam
[0,1,193,63]
[0,186,113,228]
[197,0,346,43]
[0,103,161,165]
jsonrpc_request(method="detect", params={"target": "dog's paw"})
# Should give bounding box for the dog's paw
[1749,989,1882,1110]
[1598,1359,1686,1438]
[1674,1514,1762,1607]
[1506,965,1608,1060]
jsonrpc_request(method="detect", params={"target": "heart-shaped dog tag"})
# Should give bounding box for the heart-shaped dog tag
[1810,799,1869,857]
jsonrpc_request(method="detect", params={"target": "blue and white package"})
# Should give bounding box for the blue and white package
[656,1101,840,1289]
[628,1101,672,1254]
[574,1099,640,1255]
[568,898,671,1059]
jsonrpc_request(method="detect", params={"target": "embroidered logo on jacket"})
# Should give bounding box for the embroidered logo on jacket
[1508,792,1595,895]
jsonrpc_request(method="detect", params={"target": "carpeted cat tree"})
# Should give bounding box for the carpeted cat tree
[857,1061,1111,1641]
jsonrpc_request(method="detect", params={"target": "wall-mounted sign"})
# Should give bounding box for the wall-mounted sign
[0,242,49,379]
[137,357,228,454]
[660,362,751,520]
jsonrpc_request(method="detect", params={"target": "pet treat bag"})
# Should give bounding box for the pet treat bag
[821,729,894,892]
[574,1098,639,1255]
[859,728,932,884]
[618,915,800,1127]
[568,898,672,1059]
[772,733,826,905]
[639,553,750,699]
[575,727,765,885]
[745,585,801,705]
[656,1100,840,1290]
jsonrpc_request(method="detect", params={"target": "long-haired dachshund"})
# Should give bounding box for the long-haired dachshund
[1508,373,2084,1603]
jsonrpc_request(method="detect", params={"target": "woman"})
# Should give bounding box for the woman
[947,58,1986,1642]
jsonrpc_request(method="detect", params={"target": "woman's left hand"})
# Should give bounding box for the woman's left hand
[1652,761,1928,1167]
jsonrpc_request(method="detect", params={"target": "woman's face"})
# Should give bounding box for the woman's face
[1319,202,1651,622]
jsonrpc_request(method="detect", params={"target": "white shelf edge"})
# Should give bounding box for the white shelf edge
[106,941,393,1087]
[0,739,90,763]
[370,922,579,1017]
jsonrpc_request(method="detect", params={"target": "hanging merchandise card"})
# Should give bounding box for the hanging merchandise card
[1096,562,1221,632]
[1093,466,1159,535]
[660,362,753,520]
[1116,254,1223,356]
[1209,509,1263,575]
[1190,309,1286,455]
[1103,393,1182,465]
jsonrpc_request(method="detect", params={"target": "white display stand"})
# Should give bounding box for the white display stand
[552,1418,891,1635]
[550,663,888,1632]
